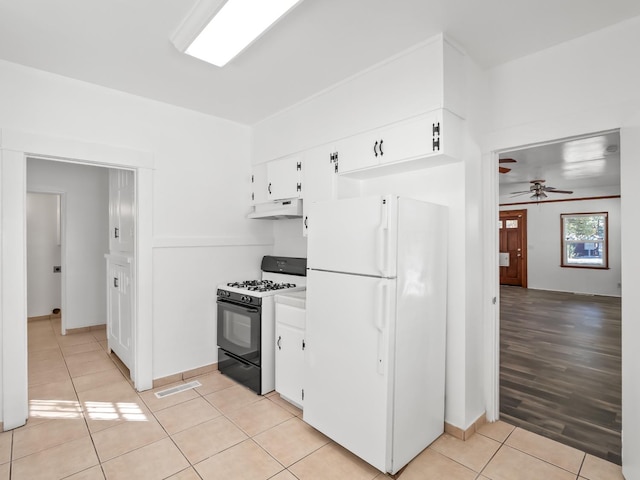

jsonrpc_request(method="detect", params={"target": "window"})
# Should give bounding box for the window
[561,212,608,268]
[505,219,518,229]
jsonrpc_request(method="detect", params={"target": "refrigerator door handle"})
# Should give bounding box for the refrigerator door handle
[375,281,387,332]
[375,281,388,375]
[377,199,389,276]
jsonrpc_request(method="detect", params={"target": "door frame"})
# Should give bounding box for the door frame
[483,120,630,467]
[1,129,154,430]
[499,209,528,288]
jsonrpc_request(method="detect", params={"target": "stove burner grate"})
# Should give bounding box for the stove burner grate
[226,279,297,292]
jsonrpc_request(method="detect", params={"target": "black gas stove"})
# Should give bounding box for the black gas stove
[216,256,307,395]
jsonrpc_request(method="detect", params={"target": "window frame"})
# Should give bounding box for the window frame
[560,212,609,269]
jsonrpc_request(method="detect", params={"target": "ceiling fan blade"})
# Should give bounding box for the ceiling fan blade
[546,189,573,194]
[499,166,511,174]
[509,191,531,195]
[499,158,517,164]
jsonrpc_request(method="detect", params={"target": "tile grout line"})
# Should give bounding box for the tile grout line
[476,425,589,478]
[54,318,107,479]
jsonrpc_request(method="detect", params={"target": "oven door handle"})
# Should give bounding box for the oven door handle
[216,299,260,313]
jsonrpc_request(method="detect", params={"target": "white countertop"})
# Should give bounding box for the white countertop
[274,289,306,309]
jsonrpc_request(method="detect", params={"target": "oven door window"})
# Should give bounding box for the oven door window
[217,300,261,365]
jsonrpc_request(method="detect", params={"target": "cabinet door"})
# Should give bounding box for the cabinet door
[118,170,135,253]
[275,321,305,408]
[267,156,303,200]
[302,147,338,236]
[336,132,380,174]
[109,169,135,253]
[117,263,133,369]
[107,260,133,370]
[378,114,435,165]
[251,163,269,205]
[107,262,121,344]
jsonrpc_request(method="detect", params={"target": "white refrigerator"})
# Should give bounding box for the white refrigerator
[303,194,448,474]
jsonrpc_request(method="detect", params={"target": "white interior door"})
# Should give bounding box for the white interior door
[303,269,393,472]
[621,116,640,479]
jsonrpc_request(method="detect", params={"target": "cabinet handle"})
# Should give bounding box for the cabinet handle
[379,139,384,156]
[304,216,308,229]
[373,140,379,157]
[114,227,119,239]
[277,336,282,350]
[268,183,272,195]
[114,277,119,288]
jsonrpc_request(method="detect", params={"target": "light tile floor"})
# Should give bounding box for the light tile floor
[0,317,626,479]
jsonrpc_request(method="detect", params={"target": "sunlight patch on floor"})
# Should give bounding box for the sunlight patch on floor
[29,399,83,419]
[83,401,148,421]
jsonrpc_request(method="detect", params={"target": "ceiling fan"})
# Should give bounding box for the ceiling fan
[510,180,574,200]
[499,157,516,174]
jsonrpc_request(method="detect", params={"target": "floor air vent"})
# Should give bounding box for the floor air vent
[154,380,202,399]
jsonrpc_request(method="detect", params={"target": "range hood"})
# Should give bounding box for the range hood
[248,198,303,219]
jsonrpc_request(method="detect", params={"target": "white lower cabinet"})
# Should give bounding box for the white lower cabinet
[275,292,306,409]
[106,254,133,372]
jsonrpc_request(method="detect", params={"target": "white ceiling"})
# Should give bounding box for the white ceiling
[498,131,621,199]
[2,0,640,125]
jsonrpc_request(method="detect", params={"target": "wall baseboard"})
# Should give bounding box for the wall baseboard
[66,324,105,335]
[445,413,487,441]
[27,314,61,322]
[152,363,219,389]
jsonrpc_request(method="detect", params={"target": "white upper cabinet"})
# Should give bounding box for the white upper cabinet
[109,169,135,253]
[338,109,463,178]
[251,163,269,205]
[268,155,303,200]
[251,155,303,204]
[301,146,339,235]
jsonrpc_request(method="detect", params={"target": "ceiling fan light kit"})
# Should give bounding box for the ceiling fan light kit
[510,179,574,201]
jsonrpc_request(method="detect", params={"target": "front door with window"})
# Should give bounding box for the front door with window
[499,210,527,287]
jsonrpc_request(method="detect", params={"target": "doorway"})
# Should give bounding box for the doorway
[495,131,622,463]
[499,209,527,287]
[1,131,153,431]
[27,192,63,322]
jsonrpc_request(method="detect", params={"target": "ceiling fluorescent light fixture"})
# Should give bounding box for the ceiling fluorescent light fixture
[175,0,303,67]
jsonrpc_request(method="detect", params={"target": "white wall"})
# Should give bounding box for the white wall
[271,219,307,258]
[252,38,488,430]
[500,197,621,296]
[26,193,61,317]
[485,15,640,476]
[0,58,273,381]
[27,159,109,328]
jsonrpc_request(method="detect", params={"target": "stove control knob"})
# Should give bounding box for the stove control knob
[241,295,251,303]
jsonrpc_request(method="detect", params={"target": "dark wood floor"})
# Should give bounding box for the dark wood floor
[499,286,622,464]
